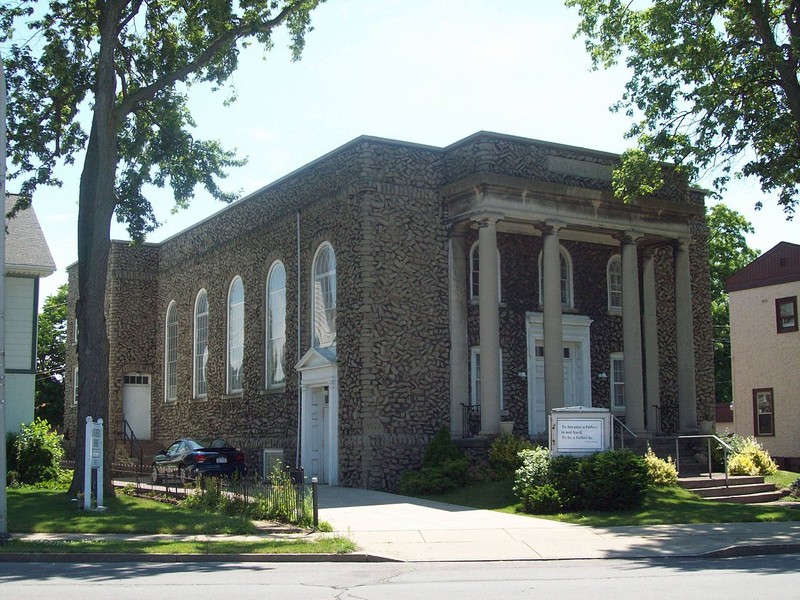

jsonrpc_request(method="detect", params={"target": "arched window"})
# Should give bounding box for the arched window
[538,245,574,308]
[607,255,622,312]
[266,261,286,387]
[312,243,336,348]
[194,290,209,398]
[227,276,245,393]
[164,301,178,402]
[469,241,502,302]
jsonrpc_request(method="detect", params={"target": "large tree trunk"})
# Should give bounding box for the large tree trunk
[68,4,120,499]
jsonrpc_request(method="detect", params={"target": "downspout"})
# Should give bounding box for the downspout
[296,209,302,468]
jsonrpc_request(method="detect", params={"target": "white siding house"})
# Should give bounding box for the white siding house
[4,194,56,433]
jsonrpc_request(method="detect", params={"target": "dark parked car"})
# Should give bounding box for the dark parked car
[150,438,247,484]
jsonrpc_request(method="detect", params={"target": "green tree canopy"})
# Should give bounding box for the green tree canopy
[36,284,68,428]
[566,0,800,215]
[1,0,323,494]
[706,204,760,404]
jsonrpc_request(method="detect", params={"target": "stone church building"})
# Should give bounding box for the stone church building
[64,132,714,491]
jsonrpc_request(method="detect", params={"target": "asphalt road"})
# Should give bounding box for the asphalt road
[4,555,800,599]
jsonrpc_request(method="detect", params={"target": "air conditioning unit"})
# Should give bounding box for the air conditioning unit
[261,448,285,481]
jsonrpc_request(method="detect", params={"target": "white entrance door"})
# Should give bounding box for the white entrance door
[309,386,330,483]
[526,313,593,436]
[122,374,151,440]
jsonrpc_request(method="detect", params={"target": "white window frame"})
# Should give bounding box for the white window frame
[73,366,79,406]
[538,245,574,308]
[312,242,337,349]
[469,241,502,302]
[194,289,209,399]
[266,261,287,388]
[227,276,245,394]
[611,352,625,410]
[164,301,178,402]
[470,347,504,410]
[607,255,622,312]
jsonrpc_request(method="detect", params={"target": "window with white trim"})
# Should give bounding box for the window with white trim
[73,367,79,406]
[610,352,625,410]
[266,261,286,388]
[538,246,574,308]
[194,290,209,398]
[469,241,502,302]
[165,301,178,402]
[470,347,504,410]
[607,255,622,311]
[312,243,337,348]
[227,277,245,393]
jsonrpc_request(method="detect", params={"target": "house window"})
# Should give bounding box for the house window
[312,243,336,348]
[227,277,245,393]
[194,289,209,398]
[164,301,178,402]
[74,318,79,345]
[611,352,625,410]
[538,246,573,308]
[470,347,504,410]
[73,367,79,406]
[469,241,502,302]
[607,255,622,311]
[266,261,286,388]
[753,388,775,436]
[775,296,798,333]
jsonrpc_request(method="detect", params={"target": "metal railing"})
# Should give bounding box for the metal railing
[675,434,733,486]
[120,419,143,467]
[611,415,638,449]
[461,403,481,439]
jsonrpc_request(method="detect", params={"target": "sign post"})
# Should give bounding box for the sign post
[83,417,105,511]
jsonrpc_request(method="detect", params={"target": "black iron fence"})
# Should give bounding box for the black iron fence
[63,461,318,527]
[461,403,481,438]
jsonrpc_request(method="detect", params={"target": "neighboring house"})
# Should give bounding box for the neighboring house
[64,132,714,490]
[4,194,56,434]
[727,241,800,470]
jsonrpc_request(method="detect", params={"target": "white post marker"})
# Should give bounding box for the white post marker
[83,417,105,511]
[0,57,8,542]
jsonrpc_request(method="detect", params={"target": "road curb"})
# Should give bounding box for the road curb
[0,552,399,563]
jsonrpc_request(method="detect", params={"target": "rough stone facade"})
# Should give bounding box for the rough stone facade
[64,132,713,491]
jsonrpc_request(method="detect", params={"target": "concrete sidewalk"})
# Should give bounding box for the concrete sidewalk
[317,486,800,562]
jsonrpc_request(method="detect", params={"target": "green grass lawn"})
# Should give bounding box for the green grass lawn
[5,486,355,555]
[424,472,800,528]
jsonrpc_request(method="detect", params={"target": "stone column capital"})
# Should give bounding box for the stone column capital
[616,230,644,245]
[538,219,567,236]
[472,211,505,228]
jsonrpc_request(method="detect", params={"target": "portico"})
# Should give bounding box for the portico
[445,169,703,440]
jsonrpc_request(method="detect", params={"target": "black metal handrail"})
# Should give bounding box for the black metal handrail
[461,403,481,438]
[120,419,143,467]
[611,415,638,449]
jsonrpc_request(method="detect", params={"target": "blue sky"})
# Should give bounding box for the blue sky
[20,0,798,304]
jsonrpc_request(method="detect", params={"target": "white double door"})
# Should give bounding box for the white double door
[526,313,592,435]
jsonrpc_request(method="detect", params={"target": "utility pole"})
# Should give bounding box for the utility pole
[0,56,9,544]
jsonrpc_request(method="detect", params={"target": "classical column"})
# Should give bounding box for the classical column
[478,215,502,435]
[448,226,469,437]
[675,239,698,432]
[621,233,645,433]
[542,222,564,419]
[642,249,661,434]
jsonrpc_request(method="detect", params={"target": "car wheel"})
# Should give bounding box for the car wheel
[150,464,162,485]
[178,466,190,487]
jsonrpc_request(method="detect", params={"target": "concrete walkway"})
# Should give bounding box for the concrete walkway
[317,486,800,562]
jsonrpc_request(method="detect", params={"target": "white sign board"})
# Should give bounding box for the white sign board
[84,417,104,511]
[549,407,611,457]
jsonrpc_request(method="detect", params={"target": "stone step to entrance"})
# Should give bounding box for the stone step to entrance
[678,474,788,504]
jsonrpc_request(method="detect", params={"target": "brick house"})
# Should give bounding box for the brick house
[727,241,800,470]
[64,132,714,490]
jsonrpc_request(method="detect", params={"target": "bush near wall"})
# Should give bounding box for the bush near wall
[398,426,470,495]
[14,418,65,485]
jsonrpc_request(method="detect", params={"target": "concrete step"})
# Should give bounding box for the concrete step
[679,475,763,490]
[678,473,786,504]
[705,490,788,504]
[692,483,777,498]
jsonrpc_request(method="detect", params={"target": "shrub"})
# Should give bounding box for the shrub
[489,434,534,479]
[725,436,778,476]
[644,446,678,486]
[519,484,562,514]
[579,449,649,511]
[422,426,463,467]
[399,426,470,496]
[513,447,551,499]
[15,418,64,484]
[788,477,800,499]
[548,454,584,510]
